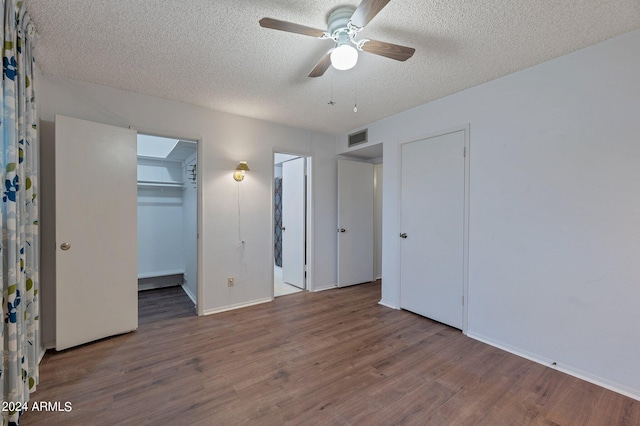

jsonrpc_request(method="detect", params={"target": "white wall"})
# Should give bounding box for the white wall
[340,30,640,399]
[137,160,185,276]
[137,188,184,275]
[39,74,338,322]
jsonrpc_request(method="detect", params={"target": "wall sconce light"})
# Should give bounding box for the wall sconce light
[233,161,250,182]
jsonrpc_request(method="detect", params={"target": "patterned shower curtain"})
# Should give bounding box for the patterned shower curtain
[1,1,39,424]
[274,177,282,267]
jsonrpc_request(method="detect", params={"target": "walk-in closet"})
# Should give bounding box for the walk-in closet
[137,135,198,306]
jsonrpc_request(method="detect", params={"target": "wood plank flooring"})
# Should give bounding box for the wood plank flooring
[21,282,640,425]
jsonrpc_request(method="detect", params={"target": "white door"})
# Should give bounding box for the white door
[400,130,466,329]
[281,157,305,289]
[55,115,138,350]
[338,159,374,287]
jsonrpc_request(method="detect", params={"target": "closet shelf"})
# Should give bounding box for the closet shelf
[138,269,185,279]
[137,180,184,189]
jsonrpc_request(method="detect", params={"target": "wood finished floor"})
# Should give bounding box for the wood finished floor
[22,282,639,425]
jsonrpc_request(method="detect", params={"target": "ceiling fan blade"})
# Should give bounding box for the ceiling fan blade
[308,51,332,78]
[259,18,326,38]
[361,39,415,61]
[350,0,391,28]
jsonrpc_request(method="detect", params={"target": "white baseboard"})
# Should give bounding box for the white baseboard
[181,284,197,305]
[312,283,337,292]
[378,300,399,309]
[467,331,640,402]
[203,297,272,316]
[138,274,184,291]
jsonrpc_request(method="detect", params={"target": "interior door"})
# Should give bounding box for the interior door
[55,115,138,350]
[281,157,305,289]
[338,159,374,287]
[400,130,465,329]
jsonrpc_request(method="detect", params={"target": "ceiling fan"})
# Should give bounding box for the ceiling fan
[259,0,416,77]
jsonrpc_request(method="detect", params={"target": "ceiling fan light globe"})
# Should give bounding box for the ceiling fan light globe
[330,44,358,70]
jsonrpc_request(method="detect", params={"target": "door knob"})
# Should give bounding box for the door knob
[338,228,346,233]
[400,233,408,239]
[281,226,286,231]
[60,242,71,250]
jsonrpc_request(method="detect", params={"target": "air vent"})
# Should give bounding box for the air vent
[348,129,368,147]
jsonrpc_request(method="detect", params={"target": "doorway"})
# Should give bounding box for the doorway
[136,134,199,314]
[336,143,383,287]
[274,153,309,297]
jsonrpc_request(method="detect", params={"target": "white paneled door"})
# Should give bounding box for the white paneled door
[338,159,374,287]
[400,130,467,329]
[281,157,306,289]
[55,115,138,350]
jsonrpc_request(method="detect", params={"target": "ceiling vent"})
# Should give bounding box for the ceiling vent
[348,129,368,147]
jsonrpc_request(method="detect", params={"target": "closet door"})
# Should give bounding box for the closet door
[55,115,138,350]
[400,130,466,329]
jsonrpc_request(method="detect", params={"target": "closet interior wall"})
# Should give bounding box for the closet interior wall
[136,139,197,302]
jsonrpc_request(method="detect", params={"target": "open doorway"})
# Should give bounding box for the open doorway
[136,134,199,317]
[337,143,383,286]
[274,153,309,297]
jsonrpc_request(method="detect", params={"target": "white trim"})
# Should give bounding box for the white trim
[378,300,399,310]
[38,346,47,363]
[313,283,338,292]
[196,137,204,316]
[462,124,471,332]
[181,283,197,305]
[306,156,315,292]
[203,298,272,316]
[467,331,640,402]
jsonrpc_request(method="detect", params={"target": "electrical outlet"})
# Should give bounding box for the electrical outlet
[228,277,234,287]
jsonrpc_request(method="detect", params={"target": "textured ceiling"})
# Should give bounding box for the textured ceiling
[24,0,640,135]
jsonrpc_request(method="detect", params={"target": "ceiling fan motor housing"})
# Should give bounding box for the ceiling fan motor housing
[327,6,356,36]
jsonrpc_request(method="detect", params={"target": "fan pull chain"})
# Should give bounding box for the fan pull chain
[354,80,358,113]
[328,68,336,106]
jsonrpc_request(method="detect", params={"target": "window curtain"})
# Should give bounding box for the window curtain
[1,0,39,424]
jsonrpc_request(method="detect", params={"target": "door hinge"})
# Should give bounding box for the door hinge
[463,146,466,157]
[462,295,465,305]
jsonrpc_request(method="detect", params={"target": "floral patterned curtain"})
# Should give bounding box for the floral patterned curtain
[1,0,39,424]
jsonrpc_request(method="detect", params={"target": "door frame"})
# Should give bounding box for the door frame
[134,127,204,315]
[396,124,471,333]
[337,158,375,287]
[272,149,314,296]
